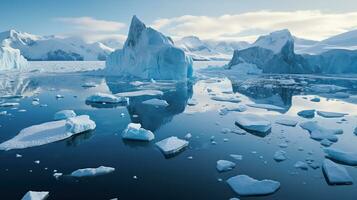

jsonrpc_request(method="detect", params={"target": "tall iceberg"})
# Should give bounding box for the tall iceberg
[105,15,193,80]
[0,45,28,71]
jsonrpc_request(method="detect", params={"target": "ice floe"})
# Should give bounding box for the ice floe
[317,111,348,118]
[294,161,308,170]
[230,154,243,160]
[297,109,315,118]
[235,114,271,134]
[122,123,155,141]
[0,115,96,150]
[21,191,49,200]
[116,90,163,97]
[275,119,298,127]
[300,121,343,142]
[211,95,241,103]
[70,166,115,177]
[216,160,236,172]
[142,98,169,107]
[324,148,357,166]
[156,136,188,156]
[0,102,19,107]
[310,97,321,102]
[322,159,353,185]
[247,103,285,111]
[226,175,280,196]
[54,110,76,120]
[86,93,128,104]
[274,150,287,162]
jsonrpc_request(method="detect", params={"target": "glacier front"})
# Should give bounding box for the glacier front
[105,15,193,80]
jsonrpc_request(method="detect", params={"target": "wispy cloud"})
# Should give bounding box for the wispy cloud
[151,10,357,42]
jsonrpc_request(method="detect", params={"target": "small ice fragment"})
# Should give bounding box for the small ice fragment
[155,136,188,156]
[53,173,63,179]
[142,98,169,107]
[310,97,320,102]
[297,109,315,118]
[230,154,243,160]
[184,133,192,140]
[278,143,288,148]
[21,191,49,200]
[226,175,280,196]
[86,93,127,104]
[187,99,198,106]
[54,110,76,120]
[294,161,308,170]
[82,82,97,88]
[274,150,287,162]
[34,160,40,164]
[317,111,348,118]
[56,95,64,99]
[275,119,298,127]
[16,154,22,158]
[216,160,236,172]
[122,123,155,141]
[70,166,115,177]
[247,104,285,111]
[320,139,333,147]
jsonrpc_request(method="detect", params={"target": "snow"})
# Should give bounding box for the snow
[252,29,294,54]
[297,109,315,118]
[275,119,298,127]
[216,160,236,172]
[155,136,189,156]
[105,16,193,80]
[324,148,357,166]
[294,161,308,170]
[226,175,280,196]
[54,110,76,120]
[116,90,163,97]
[322,159,353,185]
[317,111,348,118]
[86,93,128,104]
[247,103,285,111]
[70,166,115,177]
[0,115,96,150]
[300,121,343,142]
[142,98,169,107]
[21,191,49,200]
[235,114,271,133]
[122,123,155,141]
[0,45,28,71]
[274,150,287,162]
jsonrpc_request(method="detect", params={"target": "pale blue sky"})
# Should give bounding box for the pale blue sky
[1,0,357,42]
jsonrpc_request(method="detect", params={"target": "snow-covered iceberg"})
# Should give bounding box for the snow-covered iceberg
[324,148,357,166]
[70,166,115,177]
[235,114,271,134]
[105,16,193,80]
[226,175,280,196]
[0,115,96,150]
[323,159,353,185]
[0,45,28,71]
[122,123,155,141]
[21,191,49,200]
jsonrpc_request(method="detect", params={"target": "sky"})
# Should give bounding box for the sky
[1,0,357,43]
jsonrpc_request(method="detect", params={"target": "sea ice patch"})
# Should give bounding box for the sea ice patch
[235,114,271,134]
[70,166,115,177]
[226,175,280,196]
[216,160,236,172]
[323,159,353,185]
[324,148,357,166]
[300,121,343,142]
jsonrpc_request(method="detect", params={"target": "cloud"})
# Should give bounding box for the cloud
[55,17,126,32]
[151,10,357,42]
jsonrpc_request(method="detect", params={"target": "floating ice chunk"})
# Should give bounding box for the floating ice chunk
[322,159,353,185]
[275,119,298,127]
[54,110,76,120]
[310,84,346,93]
[274,150,287,162]
[320,139,333,147]
[230,154,243,160]
[317,111,348,118]
[0,102,19,107]
[229,198,240,200]
[155,136,188,156]
[300,121,343,142]
[324,148,357,166]
[187,99,198,106]
[310,97,320,102]
[16,154,22,158]
[294,161,308,170]
[211,95,241,103]
[0,115,96,150]
[53,172,63,179]
[116,90,163,97]
[56,95,64,99]
[235,114,271,133]
[0,111,7,115]
[297,109,315,118]
[21,191,49,200]
[122,123,154,141]
[231,127,247,135]
[184,133,192,140]
[278,143,288,148]
[82,82,97,88]
[219,105,247,115]
[142,98,169,107]
[247,104,285,111]
[216,160,236,172]
[226,175,280,196]
[86,93,127,104]
[70,166,115,177]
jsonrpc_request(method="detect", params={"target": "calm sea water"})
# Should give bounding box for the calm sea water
[0,62,357,199]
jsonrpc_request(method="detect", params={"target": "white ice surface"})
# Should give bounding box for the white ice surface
[216,160,236,172]
[323,159,353,185]
[122,123,155,141]
[235,114,271,133]
[226,175,280,196]
[70,166,115,177]
[155,136,188,155]
[324,148,357,166]
[21,191,49,200]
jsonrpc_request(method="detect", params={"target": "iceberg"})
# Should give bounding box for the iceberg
[0,115,96,150]
[70,166,115,177]
[156,136,188,156]
[322,159,353,185]
[300,121,343,142]
[86,93,128,104]
[275,119,298,127]
[317,111,348,118]
[105,16,193,80]
[0,45,28,71]
[235,114,271,134]
[21,191,49,200]
[54,110,76,120]
[216,160,236,172]
[226,175,280,196]
[324,148,357,166]
[122,123,155,141]
[142,98,169,107]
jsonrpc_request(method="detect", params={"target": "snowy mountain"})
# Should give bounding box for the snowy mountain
[0,29,113,61]
[175,36,249,61]
[105,15,193,80]
[299,29,357,54]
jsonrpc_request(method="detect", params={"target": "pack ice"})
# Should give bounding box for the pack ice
[122,123,155,141]
[0,45,28,71]
[70,166,115,177]
[105,16,193,80]
[21,191,49,200]
[300,121,343,142]
[322,159,353,185]
[227,175,280,196]
[235,114,271,133]
[0,115,96,150]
